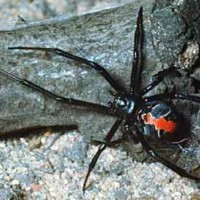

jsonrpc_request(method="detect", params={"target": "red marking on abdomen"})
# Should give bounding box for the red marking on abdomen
[142,113,177,134]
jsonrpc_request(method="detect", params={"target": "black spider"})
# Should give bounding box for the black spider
[0,7,200,191]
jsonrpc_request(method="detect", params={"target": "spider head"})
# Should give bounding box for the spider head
[108,92,135,115]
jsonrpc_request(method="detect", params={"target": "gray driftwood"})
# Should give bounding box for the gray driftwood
[0,0,199,139]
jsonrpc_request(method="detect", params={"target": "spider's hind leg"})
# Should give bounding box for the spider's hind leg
[0,68,111,113]
[83,118,122,192]
[128,124,200,182]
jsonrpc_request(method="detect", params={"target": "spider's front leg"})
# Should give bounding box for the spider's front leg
[145,92,200,103]
[139,66,181,96]
[129,7,180,98]
[8,46,125,93]
[130,7,143,95]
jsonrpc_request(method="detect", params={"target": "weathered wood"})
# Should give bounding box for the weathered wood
[0,0,199,140]
[0,1,151,136]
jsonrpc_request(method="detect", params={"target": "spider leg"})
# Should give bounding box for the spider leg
[8,47,124,93]
[83,118,122,192]
[145,92,200,103]
[136,127,200,181]
[125,123,200,181]
[139,66,180,96]
[130,7,143,95]
[0,68,111,113]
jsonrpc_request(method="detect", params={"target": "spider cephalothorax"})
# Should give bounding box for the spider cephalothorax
[111,93,136,115]
[0,7,199,192]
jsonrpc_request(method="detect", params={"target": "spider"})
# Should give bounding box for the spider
[0,7,200,192]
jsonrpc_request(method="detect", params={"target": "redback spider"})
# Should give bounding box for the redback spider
[0,7,200,191]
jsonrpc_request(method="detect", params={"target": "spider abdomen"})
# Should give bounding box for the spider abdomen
[137,101,179,139]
